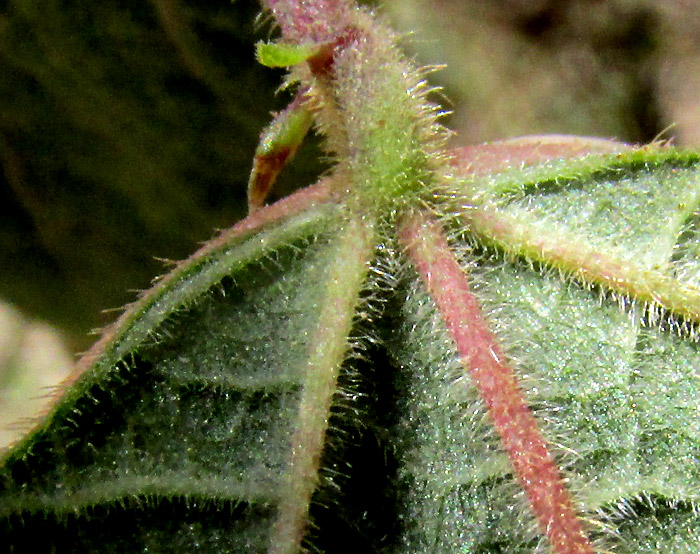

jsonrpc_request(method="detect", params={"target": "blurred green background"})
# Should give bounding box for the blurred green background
[1,0,699,445]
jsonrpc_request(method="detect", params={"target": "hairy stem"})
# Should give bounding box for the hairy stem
[400,211,594,554]
[463,205,700,326]
[269,213,376,554]
[261,0,352,43]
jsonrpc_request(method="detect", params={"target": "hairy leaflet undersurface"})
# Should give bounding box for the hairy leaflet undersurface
[2,1,700,553]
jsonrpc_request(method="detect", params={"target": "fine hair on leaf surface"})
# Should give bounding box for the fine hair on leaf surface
[2,1,700,553]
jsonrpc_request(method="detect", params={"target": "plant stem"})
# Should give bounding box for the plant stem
[400,211,595,554]
[269,213,376,554]
[463,205,700,326]
[261,0,352,43]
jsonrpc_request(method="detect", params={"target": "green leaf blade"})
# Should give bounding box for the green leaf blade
[451,148,700,326]
[0,196,372,552]
[383,146,700,552]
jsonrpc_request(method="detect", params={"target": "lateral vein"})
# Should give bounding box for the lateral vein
[268,213,375,554]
